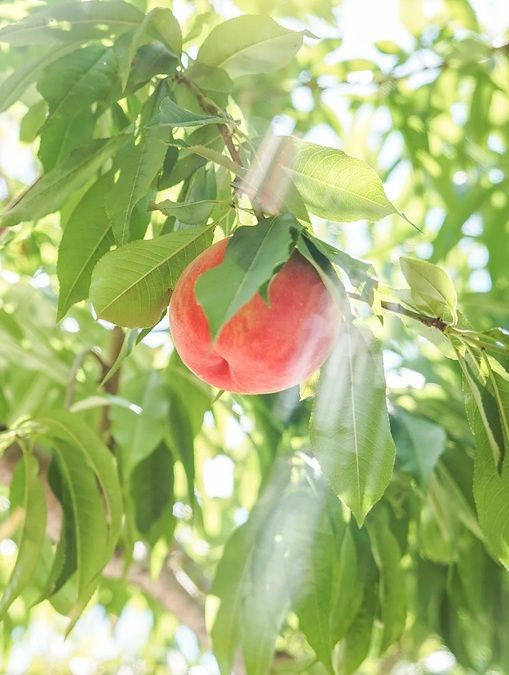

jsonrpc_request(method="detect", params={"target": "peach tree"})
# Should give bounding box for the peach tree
[0,0,508,672]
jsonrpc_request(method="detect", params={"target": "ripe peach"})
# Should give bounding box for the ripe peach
[169,238,340,394]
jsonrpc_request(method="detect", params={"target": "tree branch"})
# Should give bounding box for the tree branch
[176,73,242,166]
[347,291,448,331]
[0,449,211,647]
[104,555,209,647]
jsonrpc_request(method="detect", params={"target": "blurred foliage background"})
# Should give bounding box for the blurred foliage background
[0,0,508,673]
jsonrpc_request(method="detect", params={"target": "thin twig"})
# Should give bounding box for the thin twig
[347,291,448,330]
[175,72,265,220]
[176,73,242,165]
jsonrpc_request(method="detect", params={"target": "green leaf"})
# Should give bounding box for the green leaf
[284,138,396,222]
[0,454,47,619]
[366,506,406,652]
[19,99,48,144]
[124,44,177,95]
[418,473,461,564]
[154,198,228,225]
[0,1,144,46]
[290,492,346,673]
[197,15,303,78]
[42,113,97,173]
[479,327,509,352]
[0,44,75,113]
[90,224,216,328]
[148,96,226,128]
[460,355,504,469]
[158,126,224,190]
[239,134,310,221]
[400,256,458,322]
[296,236,348,307]
[107,127,168,245]
[330,527,362,643]
[35,409,123,626]
[211,461,290,675]
[131,442,174,539]
[142,7,182,55]
[42,458,78,599]
[391,408,446,487]
[481,356,509,447]
[186,144,242,175]
[311,323,395,525]
[435,462,483,542]
[111,372,169,478]
[303,234,377,288]
[165,390,196,505]
[465,374,509,568]
[1,133,129,227]
[37,411,123,553]
[187,62,233,94]
[117,8,181,90]
[195,214,299,341]
[165,352,212,503]
[240,494,299,675]
[37,45,118,170]
[57,174,114,321]
[342,560,378,674]
[212,459,332,675]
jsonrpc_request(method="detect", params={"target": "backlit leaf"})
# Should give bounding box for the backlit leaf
[117,8,181,90]
[37,411,123,551]
[211,458,337,675]
[37,45,118,170]
[154,199,229,225]
[131,443,174,541]
[148,96,226,128]
[111,371,169,478]
[0,44,74,113]
[342,559,378,674]
[107,127,168,245]
[57,174,114,321]
[400,256,458,322]
[197,15,303,78]
[0,454,47,619]
[90,225,216,327]
[330,527,362,643]
[1,134,129,227]
[465,368,509,568]
[366,506,406,651]
[311,323,395,525]
[391,408,446,487]
[0,1,144,46]
[284,138,396,222]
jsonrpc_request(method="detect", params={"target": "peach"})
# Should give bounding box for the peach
[169,238,340,394]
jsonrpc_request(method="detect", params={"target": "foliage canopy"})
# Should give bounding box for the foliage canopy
[0,0,508,672]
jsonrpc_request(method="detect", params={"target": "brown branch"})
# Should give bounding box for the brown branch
[380,300,448,330]
[176,73,241,163]
[104,555,209,647]
[179,72,266,222]
[347,291,448,331]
